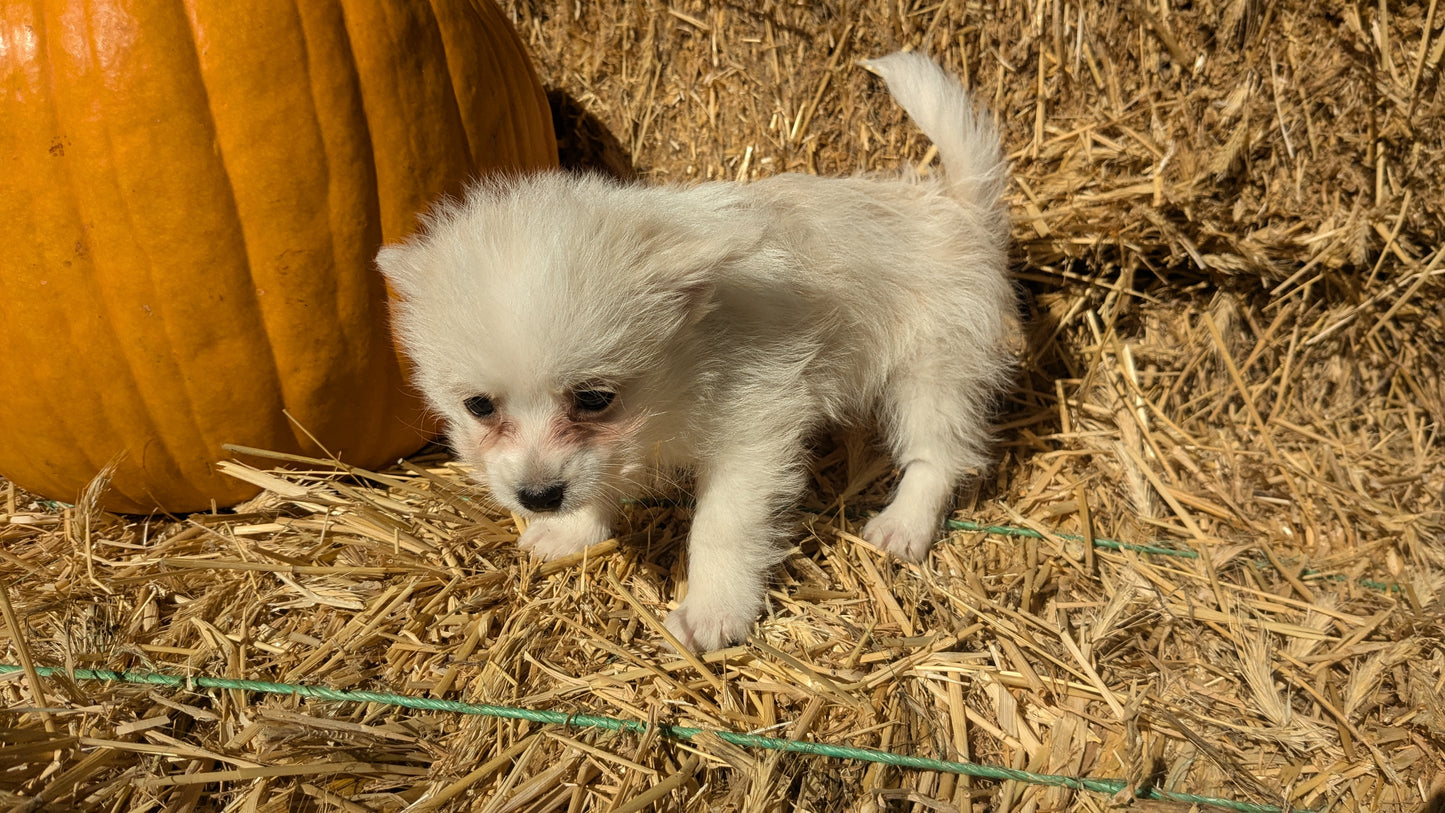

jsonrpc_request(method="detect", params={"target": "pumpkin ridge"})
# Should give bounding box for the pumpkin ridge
[420,0,477,172]
[33,8,139,503]
[475,4,551,171]
[74,0,254,508]
[158,5,292,504]
[0,9,103,504]
[433,1,558,177]
[92,273,189,510]
[291,0,397,458]
[198,1,398,472]
[24,5,131,501]
[54,5,210,508]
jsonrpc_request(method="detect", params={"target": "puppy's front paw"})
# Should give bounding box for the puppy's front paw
[862,507,938,563]
[663,594,759,653]
[518,511,611,561]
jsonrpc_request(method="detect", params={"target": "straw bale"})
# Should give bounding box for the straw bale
[524,0,1444,287]
[3,0,1444,811]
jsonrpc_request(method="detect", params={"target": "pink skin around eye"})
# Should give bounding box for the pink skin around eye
[470,407,643,475]
[469,417,516,454]
[549,413,632,449]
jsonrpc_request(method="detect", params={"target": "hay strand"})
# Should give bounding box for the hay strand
[3,0,1443,810]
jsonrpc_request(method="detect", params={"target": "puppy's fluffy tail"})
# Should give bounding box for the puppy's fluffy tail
[862,52,1007,227]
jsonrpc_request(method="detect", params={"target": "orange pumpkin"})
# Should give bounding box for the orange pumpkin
[0,0,557,513]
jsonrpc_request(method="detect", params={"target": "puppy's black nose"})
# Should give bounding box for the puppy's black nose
[517,482,566,513]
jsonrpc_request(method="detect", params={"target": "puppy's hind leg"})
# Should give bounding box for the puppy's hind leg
[864,366,994,562]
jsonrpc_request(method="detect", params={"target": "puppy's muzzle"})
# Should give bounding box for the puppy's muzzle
[516,482,566,513]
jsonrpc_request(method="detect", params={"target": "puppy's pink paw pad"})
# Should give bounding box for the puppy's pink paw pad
[664,601,755,653]
[862,511,936,562]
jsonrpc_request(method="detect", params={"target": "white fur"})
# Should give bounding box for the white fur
[376,52,1016,652]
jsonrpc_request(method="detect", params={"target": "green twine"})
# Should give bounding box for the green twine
[947,519,1401,593]
[947,518,1198,557]
[0,665,1309,813]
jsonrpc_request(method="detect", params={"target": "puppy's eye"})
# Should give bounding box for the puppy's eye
[571,389,615,414]
[462,395,496,419]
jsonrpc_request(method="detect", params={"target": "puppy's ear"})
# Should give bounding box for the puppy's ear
[652,255,717,327]
[639,225,756,326]
[375,244,422,299]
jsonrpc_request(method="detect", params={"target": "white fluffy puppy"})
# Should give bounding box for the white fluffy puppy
[377,52,1016,652]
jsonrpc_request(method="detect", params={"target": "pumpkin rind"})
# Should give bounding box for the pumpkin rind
[0,0,557,513]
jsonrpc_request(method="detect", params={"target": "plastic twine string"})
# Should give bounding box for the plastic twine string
[0,665,1311,813]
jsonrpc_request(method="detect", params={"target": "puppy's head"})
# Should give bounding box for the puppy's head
[377,173,747,517]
